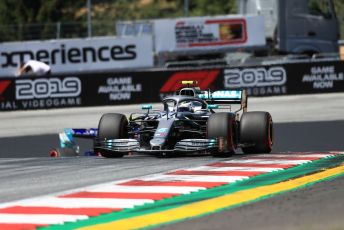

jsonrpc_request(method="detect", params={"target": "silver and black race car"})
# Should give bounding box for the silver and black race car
[51,81,273,157]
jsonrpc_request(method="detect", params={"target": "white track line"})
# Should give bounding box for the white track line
[246,153,335,158]
[190,166,282,172]
[15,197,153,209]
[143,175,248,183]
[0,213,88,224]
[223,159,311,164]
[89,185,205,194]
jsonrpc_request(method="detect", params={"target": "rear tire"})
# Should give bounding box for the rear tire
[96,113,128,158]
[240,112,273,154]
[207,113,236,157]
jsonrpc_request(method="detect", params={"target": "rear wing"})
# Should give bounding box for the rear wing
[198,89,248,112]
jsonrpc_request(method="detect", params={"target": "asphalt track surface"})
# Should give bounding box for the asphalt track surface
[0,93,343,229]
[158,175,344,230]
[1,120,343,158]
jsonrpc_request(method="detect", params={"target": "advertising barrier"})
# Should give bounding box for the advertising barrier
[153,15,265,53]
[0,36,154,77]
[223,62,344,96]
[0,60,343,111]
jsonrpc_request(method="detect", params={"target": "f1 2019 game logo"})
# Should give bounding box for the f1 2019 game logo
[224,67,287,96]
[15,77,81,100]
[0,77,82,110]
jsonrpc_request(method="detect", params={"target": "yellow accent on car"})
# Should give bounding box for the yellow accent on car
[181,80,197,85]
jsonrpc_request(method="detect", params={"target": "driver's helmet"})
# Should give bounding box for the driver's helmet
[191,101,203,112]
[178,101,202,113]
[178,101,193,112]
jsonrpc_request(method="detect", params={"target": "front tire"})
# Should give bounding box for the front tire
[207,113,236,157]
[96,113,128,158]
[240,112,273,154]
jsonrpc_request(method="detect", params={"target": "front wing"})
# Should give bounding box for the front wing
[94,138,219,155]
[57,129,221,156]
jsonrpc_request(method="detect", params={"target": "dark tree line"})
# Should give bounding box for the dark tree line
[0,0,342,42]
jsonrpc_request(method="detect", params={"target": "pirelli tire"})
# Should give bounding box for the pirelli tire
[240,111,273,154]
[96,113,128,158]
[207,112,237,157]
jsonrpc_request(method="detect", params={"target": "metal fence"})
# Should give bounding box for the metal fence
[0,21,117,42]
[163,53,341,69]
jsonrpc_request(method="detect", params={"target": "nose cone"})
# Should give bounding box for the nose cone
[150,138,166,149]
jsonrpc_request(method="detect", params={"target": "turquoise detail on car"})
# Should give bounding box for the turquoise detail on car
[208,104,219,109]
[199,90,242,100]
[141,104,152,110]
[59,128,80,153]
[157,128,168,133]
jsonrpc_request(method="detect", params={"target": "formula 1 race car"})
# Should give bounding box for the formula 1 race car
[51,81,273,157]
